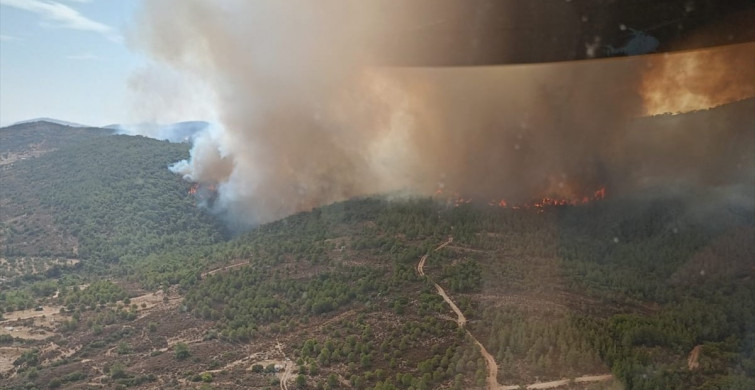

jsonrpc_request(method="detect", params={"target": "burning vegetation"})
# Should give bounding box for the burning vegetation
[640,42,755,115]
[437,185,607,211]
[134,1,754,228]
[188,182,219,207]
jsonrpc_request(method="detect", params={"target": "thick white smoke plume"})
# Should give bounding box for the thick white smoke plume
[131,1,754,227]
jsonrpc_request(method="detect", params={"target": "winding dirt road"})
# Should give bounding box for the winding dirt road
[417,237,613,390]
[276,341,294,390]
[499,374,614,389]
[279,360,294,390]
[417,240,467,327]
[417,237,499,389]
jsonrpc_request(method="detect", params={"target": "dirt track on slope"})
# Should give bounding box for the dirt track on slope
[418,236,613,390]
[417,237,498,389]
[688,345,702,370]
[201,261,250,278]
[499,374,614,389]
[276,341,294,390]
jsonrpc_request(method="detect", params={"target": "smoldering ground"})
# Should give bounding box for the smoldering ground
[129,1,755,227]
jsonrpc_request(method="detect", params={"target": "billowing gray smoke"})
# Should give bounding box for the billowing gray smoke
[131,1,755,227]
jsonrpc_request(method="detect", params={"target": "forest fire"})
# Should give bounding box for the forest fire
[188,183,217,195]
[529,186,606,211]
[188,183,218,206]
[640,43,755,115]
[498,186,607,212]
[436,186,607,212]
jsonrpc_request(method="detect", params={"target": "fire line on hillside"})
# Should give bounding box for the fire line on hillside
[435,186,607,211]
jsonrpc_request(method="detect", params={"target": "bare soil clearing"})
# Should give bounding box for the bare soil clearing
[115,288,182,323]
[688,345,702,370]
[0,257,78,278]
[1,305,64,322]
[0,347,25,373]
[1,325,51,340]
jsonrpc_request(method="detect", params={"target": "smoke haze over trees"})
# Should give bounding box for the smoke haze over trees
[130,1,755,227]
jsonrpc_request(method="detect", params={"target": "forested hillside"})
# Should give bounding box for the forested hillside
[1,127,227,313]
[2,134,226,259]
[0,122,753,390]
[177,196,754,389]
[0,121,111,158]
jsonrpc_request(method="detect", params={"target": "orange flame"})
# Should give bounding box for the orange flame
[188,183,218,203]
[487,186,607,213]
[640,43,755,115]
[593,187,606,200]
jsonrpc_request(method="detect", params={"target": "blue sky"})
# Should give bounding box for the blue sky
[0,0,143,126]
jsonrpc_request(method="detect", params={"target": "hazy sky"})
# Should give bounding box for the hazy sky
[0,0,142,127]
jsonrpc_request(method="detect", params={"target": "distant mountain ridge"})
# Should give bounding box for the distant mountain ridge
[106,121,211,143]
[4,118,211,144]
[0,121,112,158]
[9,117,90,128]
